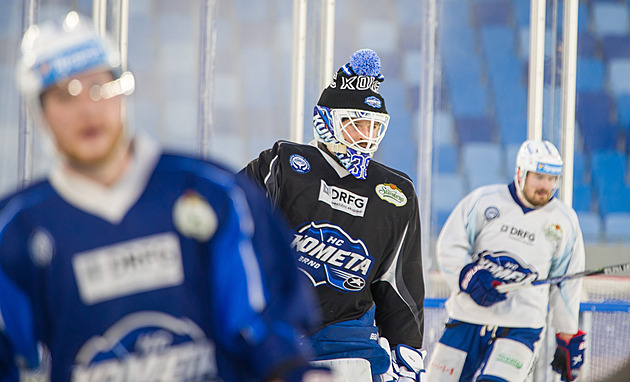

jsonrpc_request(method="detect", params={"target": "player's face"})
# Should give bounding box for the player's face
[41,70,125,166]
[522,172,558,206]
[340,118,380,149]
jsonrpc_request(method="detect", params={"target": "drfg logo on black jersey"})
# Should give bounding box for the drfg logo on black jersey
[291,222,374,292]
[472,250,538,284]
[319,180,368,217]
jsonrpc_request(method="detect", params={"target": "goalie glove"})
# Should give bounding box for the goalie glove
[459,262,507,307]
[385,345,426,382]
[551,331,586,382]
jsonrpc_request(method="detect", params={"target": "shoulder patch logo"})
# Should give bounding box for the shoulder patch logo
[289,154,310,174]
[544,223,563,241]
[484,206,500,221]
[29,228,55,267]
[375,183,407,207]
[173,191,217,242]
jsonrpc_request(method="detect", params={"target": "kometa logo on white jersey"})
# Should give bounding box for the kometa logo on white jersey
[318,180,368,217]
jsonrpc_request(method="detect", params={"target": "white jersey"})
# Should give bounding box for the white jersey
[437,183,585,332]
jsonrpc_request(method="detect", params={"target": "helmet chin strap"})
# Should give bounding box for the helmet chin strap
[515,169,537,209]
[325,142,347,154]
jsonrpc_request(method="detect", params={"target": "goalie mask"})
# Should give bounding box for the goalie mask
[514,140,563,206]
[314,49,390,180]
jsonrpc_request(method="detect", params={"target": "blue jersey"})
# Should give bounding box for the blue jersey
[0,136,319,381]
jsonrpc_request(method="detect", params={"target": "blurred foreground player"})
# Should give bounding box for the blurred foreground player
[0,12,331,382]
[427,140,586,382]
[241,49,425,382]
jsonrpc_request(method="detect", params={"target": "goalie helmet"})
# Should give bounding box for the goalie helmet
[17,11,134,112]
[514,139,563,196]
[313,49,390,180]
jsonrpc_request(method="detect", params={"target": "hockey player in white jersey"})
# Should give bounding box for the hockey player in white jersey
[0,11,333,382]
[426,140,586,382]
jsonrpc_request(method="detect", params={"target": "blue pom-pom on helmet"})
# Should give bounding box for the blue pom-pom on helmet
[349,49,381,77]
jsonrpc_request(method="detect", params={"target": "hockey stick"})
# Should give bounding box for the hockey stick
[495,262,630,293]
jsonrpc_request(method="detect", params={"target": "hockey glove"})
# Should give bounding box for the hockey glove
[385,345,426,382]
[459,262,507,307]
[551,331,586,381]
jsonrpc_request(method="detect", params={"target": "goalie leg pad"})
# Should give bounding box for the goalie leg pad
[425,343,466,382]
[479,338,534,382]
[311,358,372,382]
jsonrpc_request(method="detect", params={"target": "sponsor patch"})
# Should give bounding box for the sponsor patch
[72,232,185,305]
[364,96,382,109]
[291,222,374,292]
[484,206,500,221]
[500,224,536,243]
[319,180,368,217]
[173,191,217,242]
[28,228,55,267]
[535,162,562,176]
[375,183,407,207]
[289,154,311,174]
[544,223,563,241]
[73,311,217,381]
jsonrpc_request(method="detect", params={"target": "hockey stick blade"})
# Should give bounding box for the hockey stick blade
[495,262,630,293]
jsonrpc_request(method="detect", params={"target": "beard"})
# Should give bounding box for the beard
[524,189,552,206]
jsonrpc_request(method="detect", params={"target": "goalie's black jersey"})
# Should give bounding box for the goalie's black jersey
[242,140,424,348]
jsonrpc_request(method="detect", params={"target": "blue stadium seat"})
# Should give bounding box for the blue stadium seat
[582,123,620,153]
[576,57,605,92]
[576,92,615,152]
[434,144,459,174]
[597,183,630,216]
[617,94,630,131]
[572,183,593,213]
[434,111,457,145]
[573,151,589,185]
[443,0,472,27]
[590,150,630,216]
[448,84,489,118]
[473,0,512,25]
[455,117,496,143]
[577,31,597,57]
[592,2,630,37]
[602,36,630,60]
[590,150,626,192]
[608,59,630,96]
[403,51,422,83]
[511,0,529,27]
[494,84,528,145]
[577,212,602,244]
[462,142,505,189]
[604,212,630,243]
[432,173,466,212]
